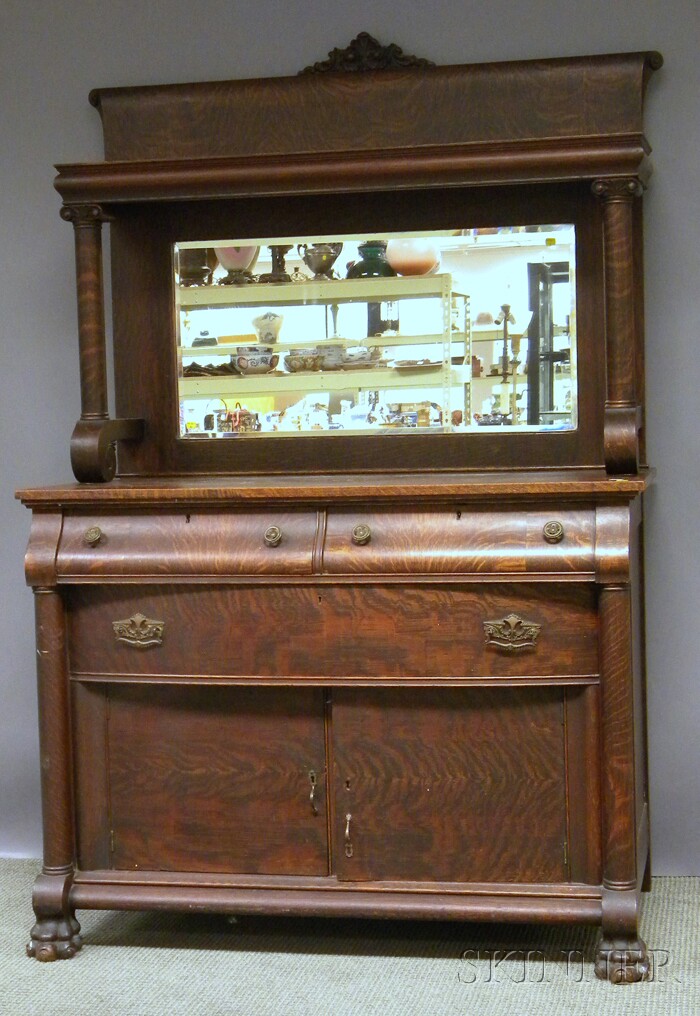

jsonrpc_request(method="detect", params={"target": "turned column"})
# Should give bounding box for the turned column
[594,504,649,982]
[60,203,110,421]
[60,203,143,483]
[26,588,82,961]
[592,178,644,475]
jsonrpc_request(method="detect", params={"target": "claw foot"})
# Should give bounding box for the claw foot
[595,935,649,983]
[27,916,82,962]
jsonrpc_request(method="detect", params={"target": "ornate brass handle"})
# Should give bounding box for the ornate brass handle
[113,612,164,649]
[308,770,318,815]
[264,525,282,547]
[84,525,103,547]
[344,813,354,857]
[543,520,565,544]
[483,613,541,651]
[351,523,371,546]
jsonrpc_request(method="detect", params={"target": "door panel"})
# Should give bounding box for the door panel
[85,684,328,875]
[333,687,569,884]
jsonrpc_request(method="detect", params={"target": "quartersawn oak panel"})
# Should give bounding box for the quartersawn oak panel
[333,687,569,883]
[57,510,317,576]
[105,685,327,875]
[67,583,598,679]
[323,509,595,574]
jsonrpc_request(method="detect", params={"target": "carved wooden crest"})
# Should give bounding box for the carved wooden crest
[301,32,434,74]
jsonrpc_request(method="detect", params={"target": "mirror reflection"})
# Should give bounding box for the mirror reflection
[175,227,577,438]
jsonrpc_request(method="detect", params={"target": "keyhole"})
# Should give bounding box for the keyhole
[185,514,191,524]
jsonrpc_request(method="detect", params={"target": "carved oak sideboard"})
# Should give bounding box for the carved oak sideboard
[17,39,661,982]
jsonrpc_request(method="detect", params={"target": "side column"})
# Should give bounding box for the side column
[592,177,644,475]
[26,588,82,961]
[594,504,649,981]
[61,202,142,482]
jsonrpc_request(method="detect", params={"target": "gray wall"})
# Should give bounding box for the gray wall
[1,1,698,871]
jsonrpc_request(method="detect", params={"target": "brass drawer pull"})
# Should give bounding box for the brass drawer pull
[84,525,103,547]
[113,612,165,649]
[351,523,371,546]
[543,520,564,544]
[483,613,541,651]
[309,770,318,815]
[344,813,354,857]
[264,525,282,547]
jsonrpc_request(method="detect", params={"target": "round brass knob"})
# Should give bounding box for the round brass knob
[84,525,103,547]
[543,520,565,544]
[263,525,282,548]
[351,523,372,546]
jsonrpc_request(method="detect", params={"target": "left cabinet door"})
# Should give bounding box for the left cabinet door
[73,683,328,876]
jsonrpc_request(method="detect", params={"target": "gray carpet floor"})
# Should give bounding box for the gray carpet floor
[0,860,697,1015]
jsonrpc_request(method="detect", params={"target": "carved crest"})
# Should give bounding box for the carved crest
[112,612,164,649]
[301,33,434,74]
[483,613,541,651]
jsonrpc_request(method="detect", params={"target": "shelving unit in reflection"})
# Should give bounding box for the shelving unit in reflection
[174,228,576,437]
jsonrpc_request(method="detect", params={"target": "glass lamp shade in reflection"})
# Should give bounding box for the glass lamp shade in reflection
[214,245,260,285]
[386,239,441,276]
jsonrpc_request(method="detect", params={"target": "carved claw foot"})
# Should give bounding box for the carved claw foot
[595,935,649,983]
[27,915,82,962]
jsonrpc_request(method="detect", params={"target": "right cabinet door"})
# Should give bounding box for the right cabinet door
[333,686,598,885]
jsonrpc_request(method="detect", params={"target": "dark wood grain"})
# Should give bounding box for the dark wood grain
[57,510,319,577]
[71,683,110,870]
[88,52,660,162]
[16,469,650,509]
[66,582,598,680]
[104,685,327,874]
[19,48,657,972]
[332,687,567,883]
[59,205,109,421]
[323,509,594,574]
[599,586,638,890]
[106,183,606,478]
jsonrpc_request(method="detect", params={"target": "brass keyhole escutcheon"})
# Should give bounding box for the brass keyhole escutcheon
[543,520,564,544]
[351,523,371,546]
[264,525,282,548]
[84,525,103,547]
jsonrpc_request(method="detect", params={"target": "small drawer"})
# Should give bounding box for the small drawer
[68,582,598,680]
[323,510,595,575]
[57,510,318,578]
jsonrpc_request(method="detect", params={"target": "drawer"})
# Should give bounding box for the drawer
[67,582,598,679]
[57,510,318,577]
[322,510,595,574]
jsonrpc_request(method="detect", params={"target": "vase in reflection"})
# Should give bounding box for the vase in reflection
[214,245,260,285]
[177,247,218,286]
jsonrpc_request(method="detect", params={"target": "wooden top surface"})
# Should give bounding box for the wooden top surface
[16,469,650,508]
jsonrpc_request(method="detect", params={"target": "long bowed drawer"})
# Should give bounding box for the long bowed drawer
[323,509,595,574]
[66,582,598,680]
[56,510,319,577]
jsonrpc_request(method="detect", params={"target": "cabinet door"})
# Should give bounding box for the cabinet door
[333,688,571,884]
[73,684,328,876]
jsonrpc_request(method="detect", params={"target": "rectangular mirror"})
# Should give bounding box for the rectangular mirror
[175,226,576,438]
